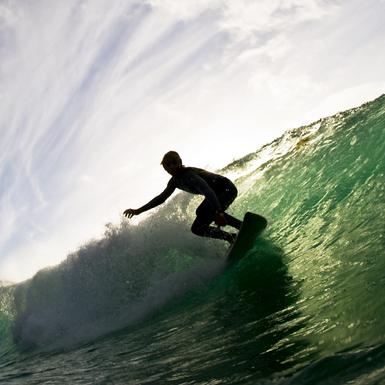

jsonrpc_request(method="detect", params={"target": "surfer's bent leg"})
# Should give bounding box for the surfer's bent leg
[191,216,235,243]
[216,181,242,230]
[191,199,234,242]
[223,213,242,230]
[191,183,241,243]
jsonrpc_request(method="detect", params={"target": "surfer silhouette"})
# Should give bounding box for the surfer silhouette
[124,151,242,243]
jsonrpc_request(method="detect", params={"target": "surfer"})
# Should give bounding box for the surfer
[124,151,242,243]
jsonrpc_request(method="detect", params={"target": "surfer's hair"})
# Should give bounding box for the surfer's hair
[161,151,182,165]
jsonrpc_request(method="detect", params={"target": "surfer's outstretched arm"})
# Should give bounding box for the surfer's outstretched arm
[124,182,176,218]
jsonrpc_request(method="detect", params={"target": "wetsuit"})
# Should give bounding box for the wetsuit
[138,167,242,242]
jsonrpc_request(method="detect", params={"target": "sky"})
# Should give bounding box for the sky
[1,0,385,283]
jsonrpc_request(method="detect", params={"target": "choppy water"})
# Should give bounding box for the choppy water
[1,95,385,384]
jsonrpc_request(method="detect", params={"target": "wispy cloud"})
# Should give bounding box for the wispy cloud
[1,0,384,282]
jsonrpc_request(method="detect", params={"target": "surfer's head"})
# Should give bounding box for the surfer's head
[161,151,183,176]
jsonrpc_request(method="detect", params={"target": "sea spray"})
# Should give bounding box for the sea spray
[11,210,225,349]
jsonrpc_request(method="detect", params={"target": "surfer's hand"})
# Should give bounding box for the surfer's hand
[124,208,139,218]
[214,212,227,227]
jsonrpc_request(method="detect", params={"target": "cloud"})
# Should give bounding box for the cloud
[1,0,384,282]
[148,0,219,20]
[0,1,20,35]
[220,0,335,36]
[148,0,339,37]
[304,81,385,123]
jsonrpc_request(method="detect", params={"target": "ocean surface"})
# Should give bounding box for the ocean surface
[1,95,385,384]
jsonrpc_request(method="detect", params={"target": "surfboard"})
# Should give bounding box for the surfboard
[226,212,267,264]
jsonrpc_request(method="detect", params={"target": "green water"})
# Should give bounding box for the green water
[1,95,385,384]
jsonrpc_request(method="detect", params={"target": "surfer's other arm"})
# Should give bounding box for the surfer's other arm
[123,182,175,218]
